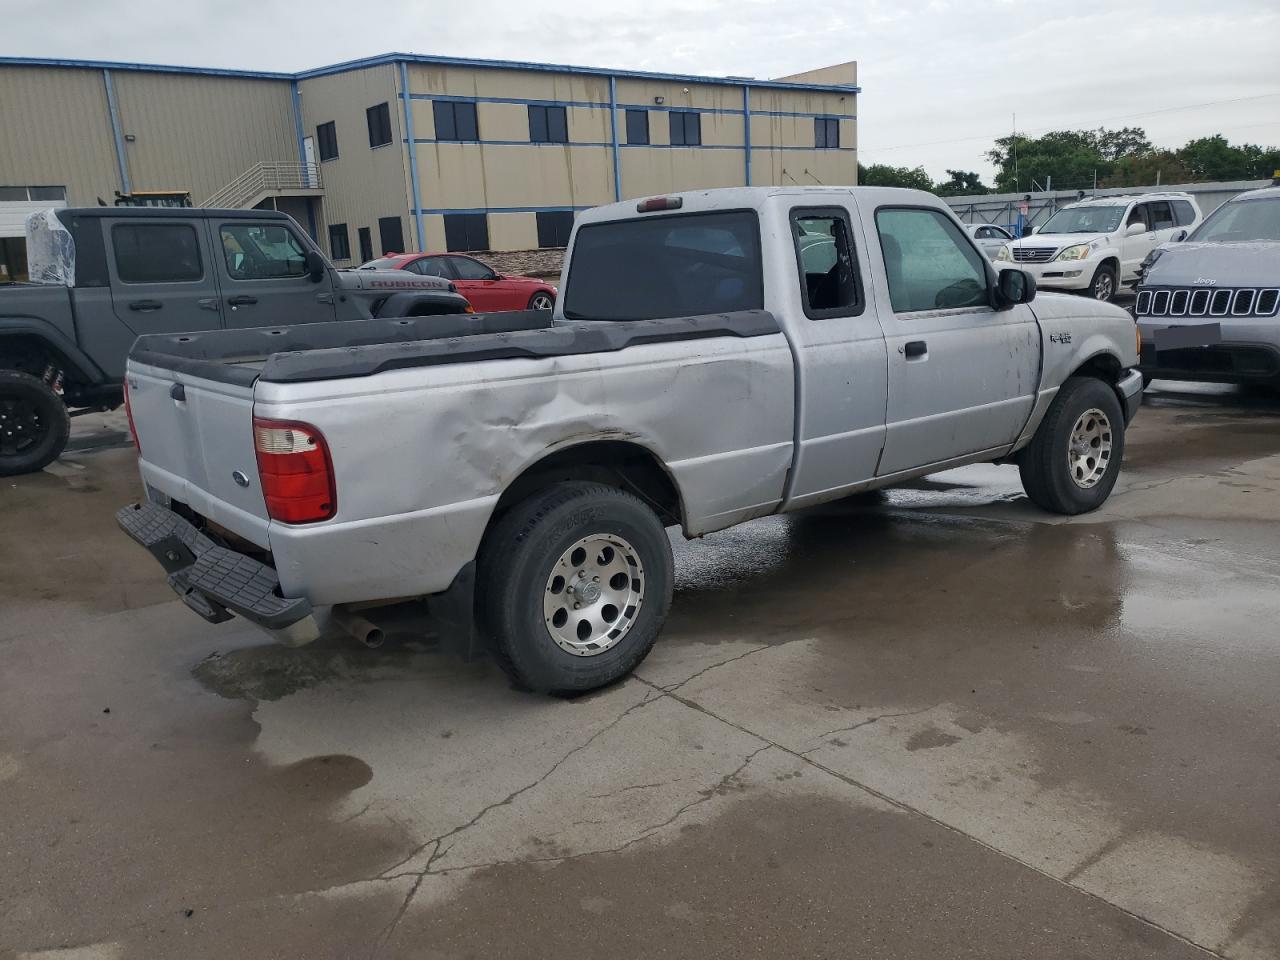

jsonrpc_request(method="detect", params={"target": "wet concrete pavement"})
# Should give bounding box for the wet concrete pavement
[2,383,1279,959]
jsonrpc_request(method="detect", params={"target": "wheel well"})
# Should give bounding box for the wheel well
[1070,352,1122,384]
[1098,256,1119,274]
[0,334,64,378]
[493,440,683,529]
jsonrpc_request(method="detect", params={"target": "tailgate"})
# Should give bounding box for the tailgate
[127,360,271,549]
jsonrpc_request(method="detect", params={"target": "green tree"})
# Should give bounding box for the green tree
[857,163,934,191]
[934,169,988,196]
[1177,136,1280,181]
[987,129,1117,193]
[1100,150,1189,188]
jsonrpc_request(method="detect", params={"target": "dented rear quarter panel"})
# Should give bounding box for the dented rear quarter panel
[255,333,795,604]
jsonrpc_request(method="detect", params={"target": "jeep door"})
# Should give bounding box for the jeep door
[213,219,337,328]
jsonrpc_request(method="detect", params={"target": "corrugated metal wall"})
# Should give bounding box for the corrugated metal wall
[0,66,122,206]
[110,71,296,203]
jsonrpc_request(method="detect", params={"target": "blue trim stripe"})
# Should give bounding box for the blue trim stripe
[102,69,130,195]
[743,85,752,187]
[411,93,610,110]
[410,91,856,120]
[415,138,612,148]
[609,76,622,202]
[399,62,426,252]
[413,138,854,152]
[290,80,306,166]
[0,53,860,96]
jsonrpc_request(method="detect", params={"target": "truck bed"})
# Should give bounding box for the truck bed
[128,309,781,386]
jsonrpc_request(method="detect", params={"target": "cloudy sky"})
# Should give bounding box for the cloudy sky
[3,0,1278,184]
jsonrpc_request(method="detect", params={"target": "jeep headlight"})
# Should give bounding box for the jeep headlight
[996,245,1013,262]
[1054,243,1093,262]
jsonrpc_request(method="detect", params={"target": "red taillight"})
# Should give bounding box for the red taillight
[123,379,140,453]
[636,196,683,213]
[252,417,336,524]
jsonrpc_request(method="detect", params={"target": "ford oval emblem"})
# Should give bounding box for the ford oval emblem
[232,470,250,488]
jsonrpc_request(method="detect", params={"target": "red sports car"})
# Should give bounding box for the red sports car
[358,253,557,312]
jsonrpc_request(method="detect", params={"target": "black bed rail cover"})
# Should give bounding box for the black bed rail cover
[128,310,780,385]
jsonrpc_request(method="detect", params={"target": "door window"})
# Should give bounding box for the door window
[448,256,496,281]
[408,257,451,278]
[791,208,861,319]
[1172,199,1198,226]
[218,223,307,280]
[1126,205,1150,230]
[112,224,203,283]
[1147,200,1176,231]
[875,208,989,313]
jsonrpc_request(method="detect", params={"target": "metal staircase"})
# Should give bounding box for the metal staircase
[202,161,323,209]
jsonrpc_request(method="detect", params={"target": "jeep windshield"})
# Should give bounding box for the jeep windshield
[1190,197,1280,243]
[1036,206,1126,235]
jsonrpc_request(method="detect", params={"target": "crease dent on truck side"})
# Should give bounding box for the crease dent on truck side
[117,186,1144,695]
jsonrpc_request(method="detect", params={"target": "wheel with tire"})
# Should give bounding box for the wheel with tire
[0,369,70,476]
[1086,264,1117,302]
[477,481,674,694]
[1018,377,1125,515]
[528,291,555,311]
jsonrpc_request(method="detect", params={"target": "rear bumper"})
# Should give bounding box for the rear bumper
[116,501,317,639]
[1117,368,1144,425]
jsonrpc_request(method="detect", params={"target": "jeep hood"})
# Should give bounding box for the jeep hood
[335,269,453,293]
[1143,241,1280,287]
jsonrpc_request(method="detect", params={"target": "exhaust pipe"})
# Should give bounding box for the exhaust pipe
[331,607,385,649]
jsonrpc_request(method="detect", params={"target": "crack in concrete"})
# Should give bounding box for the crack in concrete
[587,777,688,799]
[802,705,940,754]
[653,643,773,692]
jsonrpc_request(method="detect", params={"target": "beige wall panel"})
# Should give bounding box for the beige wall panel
[488,212,538,250]
[477,102,528,141]
[749,88,855,118]
[568,108,611,144]
[772,61,858,87]
[112,71,295,203]
[411,98,436,139]
[418,144,613,210]
[299,65,412,258]
[614,79,742,114]
[749,148,856,188]
[423,214,447,252]
[699,112,745,148]
[619,148,745,200]
[406,64,609,106]
[0,66,124,205]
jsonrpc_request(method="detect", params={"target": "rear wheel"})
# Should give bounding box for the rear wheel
[1019,377,1125,515]
[477,481,673,694]
[528,291,555,311]
[0,369,70,476]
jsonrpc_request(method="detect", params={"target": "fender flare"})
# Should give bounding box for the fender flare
[0,317,105,384]
[372,291,471,318]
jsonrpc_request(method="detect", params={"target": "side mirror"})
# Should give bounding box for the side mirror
[1173,229,1188,242]
[1125,221,1147,237]
[1023,225,1035,236]
[997,267,1036,307]
[304,250,327,283]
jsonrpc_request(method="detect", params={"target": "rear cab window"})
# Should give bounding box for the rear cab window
[790,207,862,319]
[563,210,762,321]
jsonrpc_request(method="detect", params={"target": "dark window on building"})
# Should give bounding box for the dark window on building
[563,210,762,321]
[0,187,26,201]
[536,210,575,248]
[328,223,351,261]
[28,186,67,201]
[316,121,339,161]
[1172,199,1197,227]
[378,216,405,255]
[433,101,479,142]
[815,117,840,149]
[366,102,393,148]
[111,223,202,283]
[668,111,701,146]
[443,213,490,252]
[625,109,649,145]
[358,227,373,263]
[529,105,569,143]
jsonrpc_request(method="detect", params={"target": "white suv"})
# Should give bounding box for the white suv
[998,193,1202,301]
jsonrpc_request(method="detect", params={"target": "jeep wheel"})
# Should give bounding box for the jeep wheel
[0,370,70,476]
[1019,376,1125,515]
[477,481,674,694]
[1087,264,1116,302]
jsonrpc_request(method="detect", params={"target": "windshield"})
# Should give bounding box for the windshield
[1037,205,1125,236]
[563,210,763,321]
[1190,197,1280,243]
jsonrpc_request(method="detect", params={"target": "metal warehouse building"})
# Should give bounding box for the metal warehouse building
[0,53,858,278]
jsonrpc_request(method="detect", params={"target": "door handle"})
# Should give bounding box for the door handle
[903,340,928,359]
[197,297,219,311]
[128,299,162,312]
[227,295,258,307]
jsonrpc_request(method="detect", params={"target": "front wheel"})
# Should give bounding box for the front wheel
[477,481,674,694]
[0,370,71,476]
[528,291,555,311]
[1018,377,1125,515]
[1086,264,1117,302]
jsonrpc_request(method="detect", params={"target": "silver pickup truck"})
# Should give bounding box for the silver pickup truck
[117,186,1143,694]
